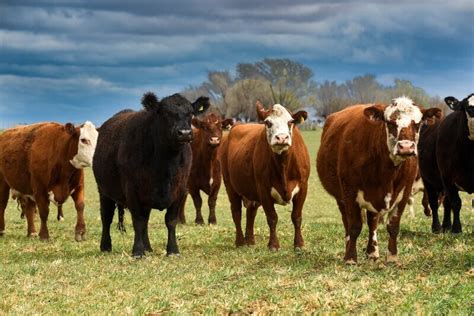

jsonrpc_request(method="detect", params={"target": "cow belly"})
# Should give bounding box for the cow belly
[355,188,405,218]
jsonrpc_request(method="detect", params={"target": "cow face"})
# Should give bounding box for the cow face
[192,113,234,147]
[69,121,98,169]
[445,93,474,140]
[141,92,210,147]
[364,97,442,165]
[256,101,308,154]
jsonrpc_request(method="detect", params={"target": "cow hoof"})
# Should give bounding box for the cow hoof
[166,252,180,257]
[58,216,64,222]
[442,226,452,233]
[27,232,38,238]
[100,244,112,252]
[367,251,380,261]
[294,247,303,254]
[75,233,86,242]
[133,254,144,259]
[269,247,279,252]
[386,252,398,264]
[345,259,357,265]
[451,227,462,234]
[431,226,442,234]
[195,219,205,226]
[208,221,217,226]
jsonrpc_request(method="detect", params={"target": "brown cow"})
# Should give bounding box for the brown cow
[178,113,234,225]
[221,101,310,250]
[0,121,98,241]
[317,97,441,264]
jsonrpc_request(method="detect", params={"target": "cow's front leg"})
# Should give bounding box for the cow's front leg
[291,184,307,250]
[34,193,50,241]
[344,199,362,264]
[261,198,280,251]
[165,198,181,256]
[386,210,402,263]
[71,185,86,242]
[366,211,379,260]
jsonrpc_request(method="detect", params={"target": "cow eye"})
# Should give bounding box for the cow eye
[265,120,273,128]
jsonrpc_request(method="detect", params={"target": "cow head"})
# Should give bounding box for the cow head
[69,121,98,169]
[256,101,307,154]
[364,96,442,165]
[141,92,210,147]
[192,113,234,147]
[445,93,474,140]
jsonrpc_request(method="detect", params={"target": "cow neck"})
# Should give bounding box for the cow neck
[372,124,403,175]
[62,134,81,183]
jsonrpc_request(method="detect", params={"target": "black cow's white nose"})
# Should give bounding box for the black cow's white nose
[178,129,192,137]
[177,129,193,143]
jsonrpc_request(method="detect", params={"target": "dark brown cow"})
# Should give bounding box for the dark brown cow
[178,113,233,225]
[0,121,97,240]
[317,97,441,264]
[221,101,310,250]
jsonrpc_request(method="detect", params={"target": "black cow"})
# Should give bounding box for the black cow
[418,93,473,233]
[93,92,210,257]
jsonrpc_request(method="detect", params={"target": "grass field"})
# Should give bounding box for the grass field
[0,130,472,314]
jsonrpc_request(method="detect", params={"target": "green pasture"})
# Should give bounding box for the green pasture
[0,130,472,314]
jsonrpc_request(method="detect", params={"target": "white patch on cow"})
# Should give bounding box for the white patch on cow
[384,193,392,211]
[70,121,98,169]
[209,178,213,187]
[372,230,378,242]
[271,187,288,205]
[355,190,377,213]
[345,235,350,243]
[468,95,474,106]
[290,185,300,200]
[368,230,379,259]
[264,104,294,154]
[466,111,474,141]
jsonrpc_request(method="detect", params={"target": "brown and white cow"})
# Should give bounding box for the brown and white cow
[0,121,98,241]
[178,113,234,225]
[317,97,441,264]
[221,101,310,250]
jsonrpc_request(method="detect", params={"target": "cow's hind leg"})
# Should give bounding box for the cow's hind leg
[189,187,204,225]
[35,193,51,241]
[441,195,452,233]
[244,203,258,246]
[99,193,116,252]
[386,207,403,263]
[71,183,86,242]
[141,208,152,253]
[117,204,126,233]
[0,177,9,236]
[344,200,362,264]
[165,197,182,256]
[444,186,462,234]
[227,188,244,247]
[261,198,280,251]
[177,192,188,224]
[24,199,37,237]
[208,183,219,225]
[425,182,441,233]
[291,184,307,250]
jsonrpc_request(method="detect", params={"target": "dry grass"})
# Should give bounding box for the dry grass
[0,130,472,314]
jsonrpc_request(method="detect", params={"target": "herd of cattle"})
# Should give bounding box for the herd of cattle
[0,92,472,264]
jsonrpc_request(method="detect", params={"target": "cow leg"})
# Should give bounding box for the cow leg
[34,193,51,241]
[291,185,307,250]
[57,205,64,221]
[422,189,431,217]
[386,211,402,263]
[99,193,116,252]
[425,182,441,233]
[227,188,244,247]
[165,198,181,256]
[189,187,204,225]
[177,192,188,224]
[117,204,126,233]
[208,184,219,225]
[336,200,348,237]
[0,177,10,236]
[24,199,37,237]
[407,195,415,218]
[244,203,258,245]
[344,202,362,264]
[130,210,148,258]
[441,195,452,233]
[71,185,86,242]
[141,208,152,253]
[261,200,280,251]
[366,212,379,260]
[444,187,462,234]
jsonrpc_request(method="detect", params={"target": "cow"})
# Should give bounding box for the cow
[93,92,210,257]
[406,171,431,218]
[317,97,441,264]
[418,93,474,233]
[178,113,234,225]
[0,121,98,241]
[220,101,310,251]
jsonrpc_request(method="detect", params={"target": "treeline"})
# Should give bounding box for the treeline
[181,58,447,121]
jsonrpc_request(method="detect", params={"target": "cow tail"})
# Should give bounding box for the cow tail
[117,205,126,233]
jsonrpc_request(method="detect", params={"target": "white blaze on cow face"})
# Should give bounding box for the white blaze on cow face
[383,97,423,165]
[264,104,295,154]
[70,121,98,169]
[466,95,474,141]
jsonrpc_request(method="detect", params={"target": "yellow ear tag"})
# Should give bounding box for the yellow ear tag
[300,117,305,124]
[199,106,204,111]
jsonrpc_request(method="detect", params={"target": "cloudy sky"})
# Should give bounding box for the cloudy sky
[0,0,472,126]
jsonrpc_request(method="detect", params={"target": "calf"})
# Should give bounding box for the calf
[0,122,97,240]
[220,101,310,250]
[317,97,441,264]
[93,92,209,257]
[178,113,233,225]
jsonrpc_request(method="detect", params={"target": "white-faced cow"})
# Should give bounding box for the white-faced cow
[93,92,210,257]
[317,97,441,264]
[220,101,310,250]
[418,93,473,233]
[178,113,234,225]
[0,121,98,241]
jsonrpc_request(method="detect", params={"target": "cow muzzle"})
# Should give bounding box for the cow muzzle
[209,137,220,146]
[396,140,416,156]
[177,129,193,143]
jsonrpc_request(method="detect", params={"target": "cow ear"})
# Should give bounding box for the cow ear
[364,104,385,121]
[141,92,159,111]
[192,97,210,115]
[256,100,271,122]
[292,111,308,125]
[64,123,77,135]
[444,96,462,111]
[221,118,234,130]
[192,117,205,129]
[422,107,442,125]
